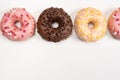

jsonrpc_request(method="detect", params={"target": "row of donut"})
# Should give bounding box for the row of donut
[0,7,120,42]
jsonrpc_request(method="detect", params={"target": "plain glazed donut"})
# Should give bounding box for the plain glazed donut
[74,7,107,42]
[108,8,120,39]
[0,8,36,41]
[37,7,73,42]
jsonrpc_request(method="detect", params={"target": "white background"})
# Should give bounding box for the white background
[0,0,120,80]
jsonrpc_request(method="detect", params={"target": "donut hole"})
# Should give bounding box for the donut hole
[15,21,21,28]
[52,22,59,28]
[88,22,94,29]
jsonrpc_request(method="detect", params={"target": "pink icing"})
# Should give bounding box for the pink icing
[0,8,36,41]
[108,8,120,39]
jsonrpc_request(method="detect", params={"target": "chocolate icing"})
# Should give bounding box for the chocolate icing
[37,7,73,42]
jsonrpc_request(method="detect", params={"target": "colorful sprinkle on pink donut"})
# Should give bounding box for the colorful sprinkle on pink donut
[0,8,36,41]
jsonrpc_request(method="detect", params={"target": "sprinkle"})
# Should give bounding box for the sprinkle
[23,30,26,33]
[11,9,16,13]
[22,8,25,10]
[113,15,116,18]
[4,26,9,29]
[1,30,6,33]
[19,28,22,31]
[28,31,32,34]
[4,13,7,16]
[21,35,24,38]
[8,32,12,36]
[30,32,33,34]
[26,14,29,17]
[24,20,27,23]
[116,18,119,21]
[25,23,29,26]
[112,27,114,30]
[8,31,16,36]
[6,13,10,17]
[114,32,117,35]
[24,20,29,26]
[14,14,18,18]
[26,14,30,19]
[20,14,23,19]
[113,13,116,17]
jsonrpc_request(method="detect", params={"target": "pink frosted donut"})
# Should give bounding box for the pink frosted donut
[0,8,36,41]
[108,8,120,39]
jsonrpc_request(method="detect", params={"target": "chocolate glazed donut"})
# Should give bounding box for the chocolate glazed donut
[37,7,73,42]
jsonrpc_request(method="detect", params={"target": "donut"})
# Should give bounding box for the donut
[0,8,36,41]
[108,8,120,39]
[74,7,107,42]
[37,7,73,42]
